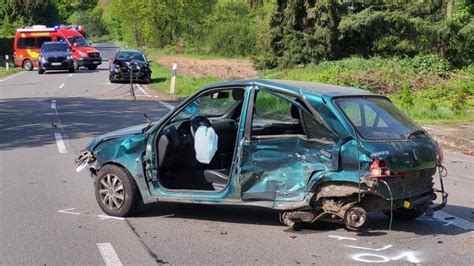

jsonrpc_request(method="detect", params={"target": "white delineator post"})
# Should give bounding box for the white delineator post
[170,63,177,94]
[5,55,9,71]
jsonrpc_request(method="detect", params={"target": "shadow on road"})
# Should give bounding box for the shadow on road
[132,202,472,236]
[0,97,170,151]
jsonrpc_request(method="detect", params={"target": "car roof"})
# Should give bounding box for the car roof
[208,79,374,98]
[116,50,143,54]
[42,41,67,46]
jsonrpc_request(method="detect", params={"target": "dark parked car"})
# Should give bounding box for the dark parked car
[109,50,152,84]
[38,42,74,74]
[76,80,447,231]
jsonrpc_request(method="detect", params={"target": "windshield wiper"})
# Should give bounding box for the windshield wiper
[406,129,427,139]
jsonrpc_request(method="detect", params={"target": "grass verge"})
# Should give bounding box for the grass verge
[148,61,218,97]
[0,67,22,79]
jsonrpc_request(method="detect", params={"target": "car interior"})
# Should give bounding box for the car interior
[155,88,245,191]
[155,87,317,192]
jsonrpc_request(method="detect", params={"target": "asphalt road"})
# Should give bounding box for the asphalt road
[0,47,473,265]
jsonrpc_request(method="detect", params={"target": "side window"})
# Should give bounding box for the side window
[17,38,35,49]
[36,37,52,48]
[251,90,304,137]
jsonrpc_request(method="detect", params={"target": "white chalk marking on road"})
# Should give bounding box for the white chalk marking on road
[107,81,111,85]
[0,71,25,83]
[69,73,73,77]
[159,101,175,110]
[446,176,474,184]
[54,133,67,153]
[97,243,123,266]
[137,84,152,97]
[328,235,357,241]
[98,214,125,221]
[433,211,474,231]
[51,100,56,109]
[58,208,80,215]
[345,244,393,251]
[59,83,65,89]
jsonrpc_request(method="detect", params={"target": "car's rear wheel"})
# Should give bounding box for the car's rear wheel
[23,60,33,71]
[384,208,425,221]
[94,165,140,217]
[88,65,98,70]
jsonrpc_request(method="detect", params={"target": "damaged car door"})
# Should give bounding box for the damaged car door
[239,88,340,203]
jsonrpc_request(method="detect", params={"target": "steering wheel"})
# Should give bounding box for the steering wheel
[190,116,212,138]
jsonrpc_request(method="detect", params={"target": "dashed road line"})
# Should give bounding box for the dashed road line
[59,83,65,89]
[54,133,67,153]
[97,243,123,266]
[69,73,73,77]
[433,211,474,231]
[0,71,25,83]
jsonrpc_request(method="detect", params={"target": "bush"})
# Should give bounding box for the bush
[206,21,256,57]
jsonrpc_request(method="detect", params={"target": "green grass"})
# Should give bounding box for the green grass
[0,66,22,79]
[261,56,474,125]
[149,62,218,97]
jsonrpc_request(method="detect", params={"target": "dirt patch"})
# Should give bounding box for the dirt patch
[156,56,257,80]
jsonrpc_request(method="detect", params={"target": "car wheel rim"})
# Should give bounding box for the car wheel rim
[99,174,124,210]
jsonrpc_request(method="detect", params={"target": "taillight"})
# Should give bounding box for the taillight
[370,159,391,178]
[435,141,444,165]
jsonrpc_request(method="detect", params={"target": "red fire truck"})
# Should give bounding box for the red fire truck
[14,25,102,71]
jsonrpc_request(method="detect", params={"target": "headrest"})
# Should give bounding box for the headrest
[232,89,245,101]
[291,104,300,119]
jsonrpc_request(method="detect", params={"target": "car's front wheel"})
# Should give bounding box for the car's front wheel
[384,208,425,221]
[88,65,98,70]
[94,165,140,217]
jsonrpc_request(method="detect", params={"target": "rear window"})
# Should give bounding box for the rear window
[41,43,68,52]
[17,37,52,49]
[335,97,422,140]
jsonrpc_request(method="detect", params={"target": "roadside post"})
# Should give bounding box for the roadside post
[5,55,9,71]
[170,63,177,94]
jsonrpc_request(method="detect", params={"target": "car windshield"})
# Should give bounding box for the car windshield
[115,52,146,62]
[42,43,68,52]
[172,89,243,122]
[67,36,90,47]
[335,97,422,140]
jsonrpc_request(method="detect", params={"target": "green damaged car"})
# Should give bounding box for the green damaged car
[76,80,447,230]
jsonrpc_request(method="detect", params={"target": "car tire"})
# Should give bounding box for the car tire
[384,208,425,221]
[144,76,151,84]
[69,67,75,73]
[88,65,98,70]
[23,60,33,71]
[38,68,45,74]
[94,165,141,217]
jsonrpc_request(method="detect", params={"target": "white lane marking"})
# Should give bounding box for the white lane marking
[433,211,474,230]
[137,84,151,97]
[345,244,393,251]
[98,214,125,221]
[59,83,65,89]
[159,100,175,110]
[328,235,357,241]
[54,133,67,153]
[51,100,56,109]
[58,208,80,215]
[0,71,25,83]
[97,243,123,266]
[107,81,111,85]
[446,176,474,184]
[69,73,73,77]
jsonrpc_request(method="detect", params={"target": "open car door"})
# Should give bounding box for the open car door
[238,87,341,203]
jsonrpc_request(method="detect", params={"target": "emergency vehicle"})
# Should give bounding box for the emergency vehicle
[14,25,102,71]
